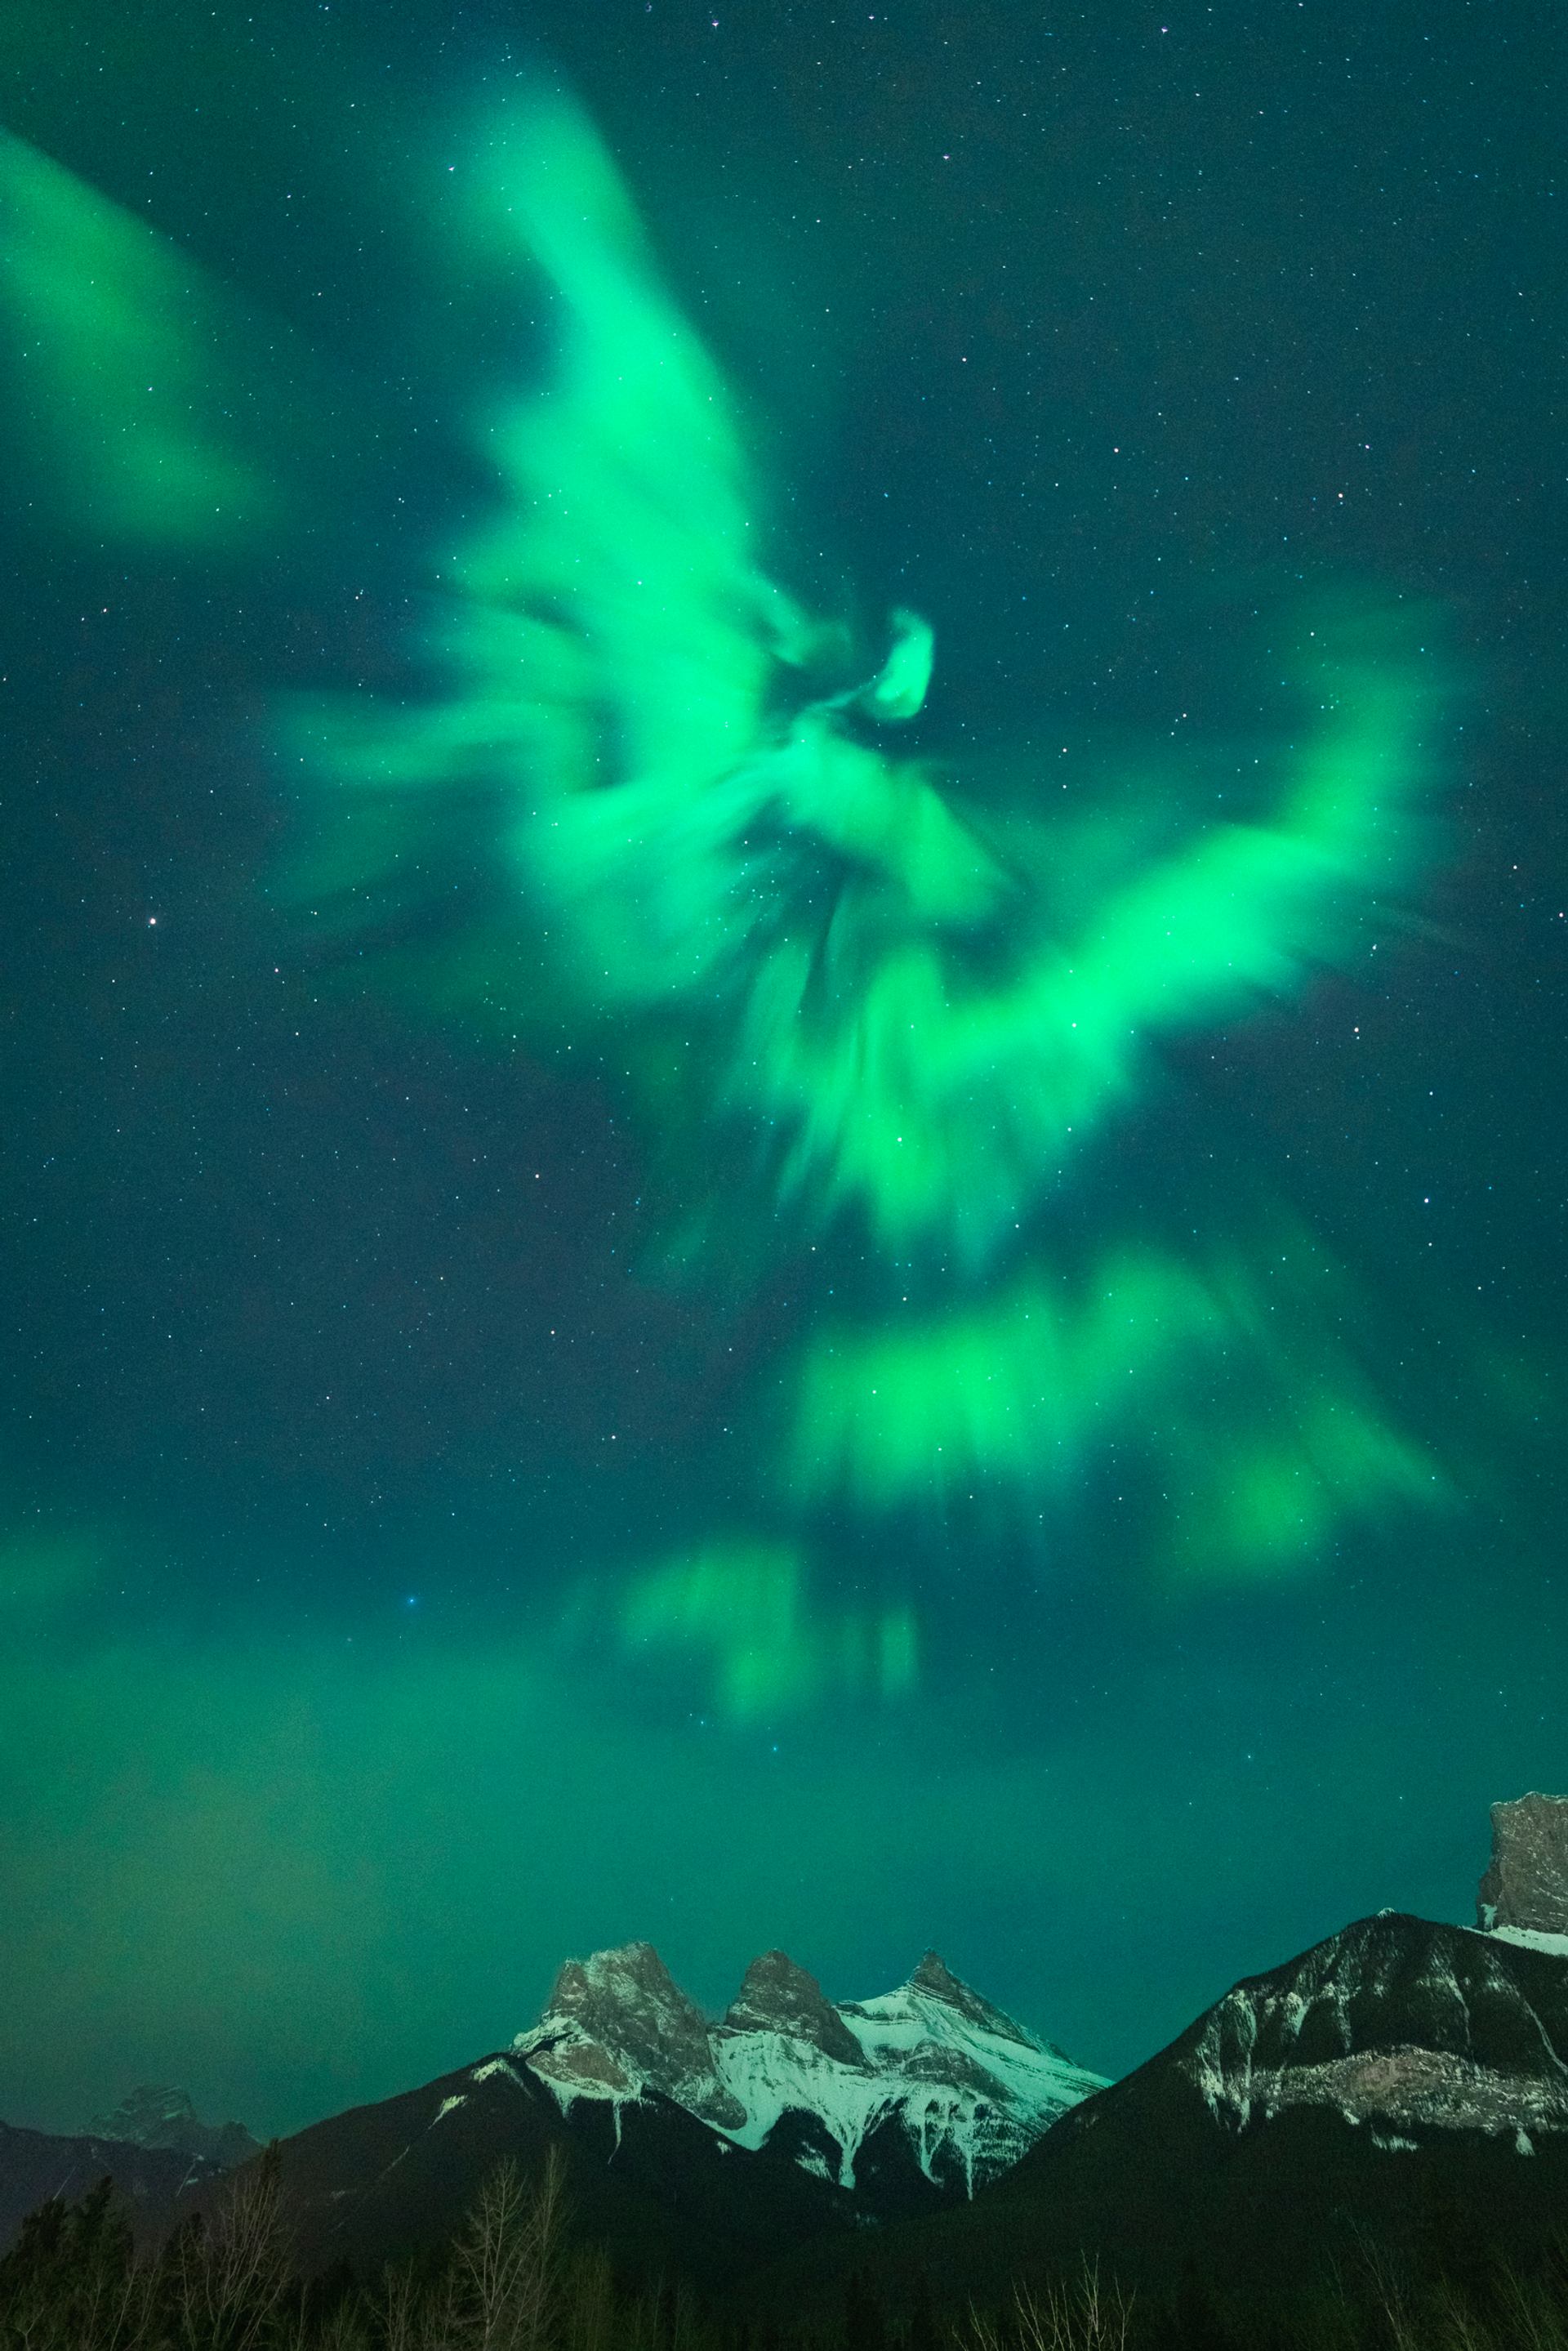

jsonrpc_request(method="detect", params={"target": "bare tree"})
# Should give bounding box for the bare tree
[380,2261,423,2351]
[961,2262,1134,2351]
[1490,2270,1568,2351]
[172,2148,292,2351]
[451,2148,568,2351]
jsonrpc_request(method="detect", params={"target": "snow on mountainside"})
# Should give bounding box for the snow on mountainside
[1183,1912,1568,2145]
[512,1942,1102,2193]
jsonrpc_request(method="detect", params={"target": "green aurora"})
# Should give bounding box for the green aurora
[1,92,1463,1715]
[0,131,293,549]
[279,96,1453,1705]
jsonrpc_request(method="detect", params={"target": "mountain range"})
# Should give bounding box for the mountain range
[7,1795,1568,2318]
[250,1943,1098,2293]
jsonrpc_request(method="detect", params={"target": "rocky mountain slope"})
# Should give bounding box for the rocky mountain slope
[1180,1909,1568,2146]
[512,1942,1102,2197]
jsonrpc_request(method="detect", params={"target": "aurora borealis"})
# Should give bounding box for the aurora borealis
[2,0,1563,2145]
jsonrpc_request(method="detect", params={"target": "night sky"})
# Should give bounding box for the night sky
[2,0,1564,2142]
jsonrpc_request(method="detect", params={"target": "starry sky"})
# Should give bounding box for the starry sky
[2,0,1564,2141]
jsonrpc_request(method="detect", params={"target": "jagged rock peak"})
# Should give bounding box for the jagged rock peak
[517,1941,746,2129]
[511,1935,1104,2197]
[546,1940,695,2028]
[540,1940,711,2072]
[1479,1793,1568,1936]
[83,2086,261,2168]
[722,1950,866,2067]
[87,2086,201,2139]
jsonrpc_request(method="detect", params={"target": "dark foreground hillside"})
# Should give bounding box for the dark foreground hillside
[0,2124,203,2256]
[247,2049,859,2294]
[10,2137,1568,2351]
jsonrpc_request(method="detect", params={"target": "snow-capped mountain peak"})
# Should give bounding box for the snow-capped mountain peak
[511,1941,1103,2197]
